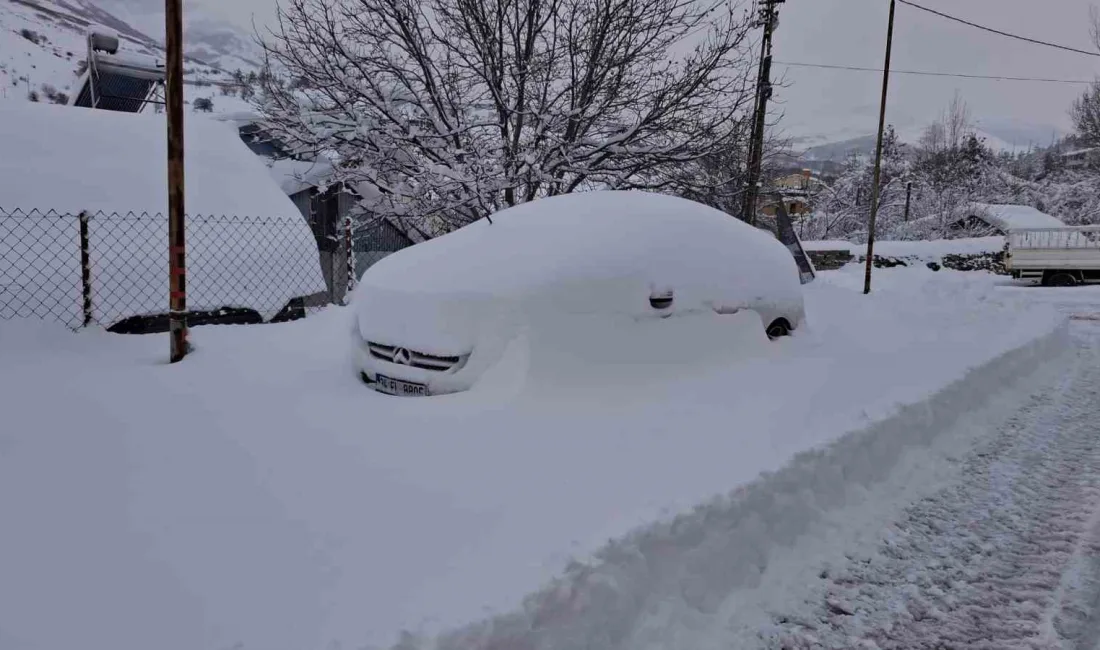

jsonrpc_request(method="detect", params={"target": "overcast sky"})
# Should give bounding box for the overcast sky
[184,0,1099,143]
[772,0,1100,143]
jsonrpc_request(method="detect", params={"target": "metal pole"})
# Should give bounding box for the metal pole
[742,0,783,227]
[166,0,188,361]
[345,211,355,304]
[79,211,92,327]
[863,0,896,295]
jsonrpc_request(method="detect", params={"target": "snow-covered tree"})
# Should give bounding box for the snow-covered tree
[1070,83,1100,148]
[256,0,758,232]
[804,125,911,241]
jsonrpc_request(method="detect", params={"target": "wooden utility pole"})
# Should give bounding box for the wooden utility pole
[903,181,912,222]
[863,0,896,295]
[741,0,784,227]
[166,0,188,361]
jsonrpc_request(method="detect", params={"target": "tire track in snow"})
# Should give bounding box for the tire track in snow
[768,325,1100,650]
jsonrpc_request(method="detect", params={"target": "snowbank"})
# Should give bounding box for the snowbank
[0,102,325,323]
[800,239,853,251]
[0,267,1068,650]
[803,236,1005,258]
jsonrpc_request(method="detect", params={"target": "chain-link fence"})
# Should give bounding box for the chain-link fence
[1,208,329,332]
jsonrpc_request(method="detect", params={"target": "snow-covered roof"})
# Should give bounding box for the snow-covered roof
[0,102,325,322]
[214,111,263,128]
[965,203,1063,232]
[1062,148,1099,157]
[0,101,306,217]
[268,158,336,196]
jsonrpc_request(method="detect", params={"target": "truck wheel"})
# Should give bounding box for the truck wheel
[1045,272,1078,287]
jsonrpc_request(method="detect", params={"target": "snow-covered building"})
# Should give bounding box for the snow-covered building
[217,113,426,301]
[948,203,1063,236]
[1061,147,1100,171]
[0,101,325,329]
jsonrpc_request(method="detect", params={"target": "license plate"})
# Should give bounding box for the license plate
[375,374,428,397]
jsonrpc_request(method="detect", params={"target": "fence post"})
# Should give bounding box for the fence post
[79,211,92,327]
[344,214,354,304]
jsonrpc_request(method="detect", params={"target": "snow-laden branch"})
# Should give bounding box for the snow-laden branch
[255,0,757,231]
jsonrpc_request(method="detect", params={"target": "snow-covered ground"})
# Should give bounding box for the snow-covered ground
[0,266,1076,650]
[766,318,1100,649]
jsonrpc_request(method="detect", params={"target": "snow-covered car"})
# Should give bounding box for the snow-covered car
[351,191,805,396]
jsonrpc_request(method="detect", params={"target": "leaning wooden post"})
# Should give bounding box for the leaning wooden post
[863,0,897,295]
[79,211,92,327]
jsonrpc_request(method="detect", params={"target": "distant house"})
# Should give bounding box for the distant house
[760,196,812,218]
[948,203,1063,236]
[760,170,824,218]
[1061,148,1100,171]
[773,169,823,192]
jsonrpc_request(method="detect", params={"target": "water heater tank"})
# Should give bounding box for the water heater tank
[88,31,119,55]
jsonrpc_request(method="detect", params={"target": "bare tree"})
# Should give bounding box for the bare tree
[257,0,757,232]
[919,91,971,154]
[1093,5,1100,51]
[1071,81,1100,147]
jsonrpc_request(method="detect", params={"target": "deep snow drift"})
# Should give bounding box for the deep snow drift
[0,267,1070,650]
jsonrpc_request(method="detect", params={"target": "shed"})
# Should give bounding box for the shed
[0,102,325,328]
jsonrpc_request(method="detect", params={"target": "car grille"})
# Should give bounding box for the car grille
[367,342,463,372]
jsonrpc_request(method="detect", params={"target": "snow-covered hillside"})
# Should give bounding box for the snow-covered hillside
[0,0,256,113]
[90,0,264,72]
[793,119,1065,163]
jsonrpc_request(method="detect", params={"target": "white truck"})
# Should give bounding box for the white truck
[1006,227,1100,286]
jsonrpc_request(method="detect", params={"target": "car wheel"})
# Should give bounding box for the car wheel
[1045,272,1078,287]
[766,319,791,340]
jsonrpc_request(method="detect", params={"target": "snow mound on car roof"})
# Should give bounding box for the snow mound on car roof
[363,191,799,299]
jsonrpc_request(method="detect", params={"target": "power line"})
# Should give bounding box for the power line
[775,60,1096,85]
[898,0,1100,58]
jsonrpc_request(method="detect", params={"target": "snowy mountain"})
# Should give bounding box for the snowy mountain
[1,0,156,103]
[796,121,1066,163]
[88,0,263,72]
[796,122,1060,163]
[1,0,257,112]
